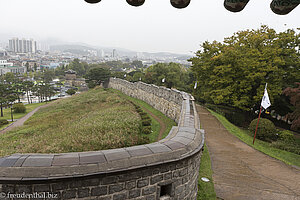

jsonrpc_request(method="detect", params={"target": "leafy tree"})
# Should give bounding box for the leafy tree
[23,81,34,104]
[283,83,300,131]
[66,89,76,96]
[144,62,190,90]
[69,59,85,76]
[42,70,55,83]
[25,62,30,73]
[85,67,111,88]
[190,26,300,111]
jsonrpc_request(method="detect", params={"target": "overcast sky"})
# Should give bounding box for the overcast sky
[0,0,299,54]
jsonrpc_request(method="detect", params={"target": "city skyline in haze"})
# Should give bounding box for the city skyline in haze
[0,0,299,54]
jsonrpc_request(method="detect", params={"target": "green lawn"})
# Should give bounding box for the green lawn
[0,102,47,130]
[0,88,148,156]
[209,109,300,167]
[113,89,176,142]
[197,144,217,200]
[0,102,46,121]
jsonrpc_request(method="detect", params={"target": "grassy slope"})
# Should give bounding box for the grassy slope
[0,88,146,156]
[113,89,176,142]
[209,109,300,167]
[197,144,217,200]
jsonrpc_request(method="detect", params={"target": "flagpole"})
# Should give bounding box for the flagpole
[253,106,262,144]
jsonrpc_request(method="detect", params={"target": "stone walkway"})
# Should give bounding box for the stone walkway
[0,103,51,134]
[196,105,300,200]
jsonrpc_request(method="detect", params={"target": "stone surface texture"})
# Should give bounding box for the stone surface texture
[0,78,204,200]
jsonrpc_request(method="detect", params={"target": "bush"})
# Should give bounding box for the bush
[249,118,278,142]
[142,126,152,134]
[66,89,76,96]
[142,118,151,126]
[13,103,26,113]
[0,119,9,126]
[278,130,295,144]
[141,115,150,120]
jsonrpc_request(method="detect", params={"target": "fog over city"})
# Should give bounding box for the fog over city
[0,0,299,54]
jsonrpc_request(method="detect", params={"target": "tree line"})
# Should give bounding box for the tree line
[0,72,56,117]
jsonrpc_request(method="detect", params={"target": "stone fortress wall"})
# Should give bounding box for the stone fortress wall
[0,78,205,200]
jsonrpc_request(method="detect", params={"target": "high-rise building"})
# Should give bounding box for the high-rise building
[8,38,37,53]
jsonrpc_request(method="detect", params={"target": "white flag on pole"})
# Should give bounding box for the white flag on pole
[194,81,197,89]
[261,83,271,109]
[162,78,165,83]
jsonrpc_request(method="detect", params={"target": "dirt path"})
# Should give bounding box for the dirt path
[196,105,300,200]
[142,107,166,141]
[0,103,51,134]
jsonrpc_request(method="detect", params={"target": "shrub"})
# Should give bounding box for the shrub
[0,119,9,126]
[142,118,151,126]
[141,115,150,120]
[136,108,143,113]
[13,103,26,113]
[278,130,295,144]
[142,126,152,134]
[66,89,76,96]
[249,118,278,142]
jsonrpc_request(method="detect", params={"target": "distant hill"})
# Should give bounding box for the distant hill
[49,43,191,59]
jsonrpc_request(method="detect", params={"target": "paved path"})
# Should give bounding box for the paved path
[0,104,51,134]
[196,105,300,200]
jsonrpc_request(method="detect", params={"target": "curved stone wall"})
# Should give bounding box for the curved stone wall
[0,78,204,200]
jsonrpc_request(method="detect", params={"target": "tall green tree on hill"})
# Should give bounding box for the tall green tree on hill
[144,62,191,91]
[85,67,111,88]
[190,26,300,111]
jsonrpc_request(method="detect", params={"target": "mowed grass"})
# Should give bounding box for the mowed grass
[209,109,300,167]
[197,144,217,200]
[0,88,147,157]
[0,102,47,121]
[113,89,176,142]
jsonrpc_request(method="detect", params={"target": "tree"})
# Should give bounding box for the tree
[190,26,300,111]
[283,83,300,131]
[66,89,76,96]
[42,70,55,83]
[85,67,111,88]
[23,81,34,104]
[69,59,85,76]
[25,62,30,73]
[144,62,190,91]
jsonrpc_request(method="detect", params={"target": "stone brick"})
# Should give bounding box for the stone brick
[128,188,141,199]
[142,186,156,195]
[78,188,89,198]
[137,178,149,188]
[97,196,112,200]
[82,178,100,187]
[102,176,118,184]
[126,181,136,190]
[109,183,124,194]
[34,184,50,192]
[113,192,127,200]
[164,172,172,180]
[145,194,156,200]
[14,185,31,193]
[51,182,68,191]
[91,186,107,196]
[62,189,77,199]
[179,168,188,177]
[151,174,163,184]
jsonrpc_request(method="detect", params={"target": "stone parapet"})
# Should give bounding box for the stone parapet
[0,78,204,200]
